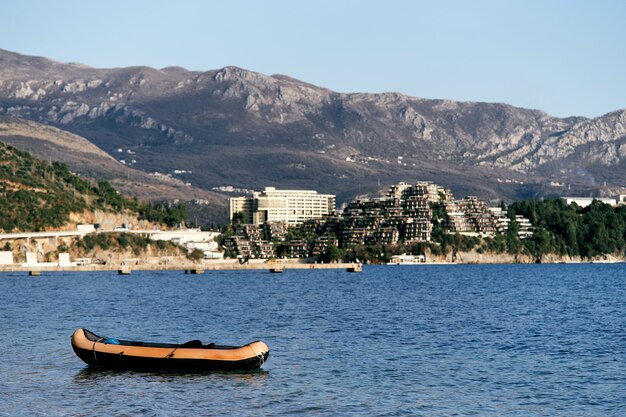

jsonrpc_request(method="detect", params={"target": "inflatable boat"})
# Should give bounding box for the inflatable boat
[71,328,269,371]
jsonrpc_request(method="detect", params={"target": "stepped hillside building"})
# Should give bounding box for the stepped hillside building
[387,181,452,204]
[321,181,442,246]
[230,187,336,226]
[222,180,538,259]
[487,207,534,239]
[457,196,498,236]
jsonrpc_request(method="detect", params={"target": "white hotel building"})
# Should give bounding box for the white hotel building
[229,187,336,226]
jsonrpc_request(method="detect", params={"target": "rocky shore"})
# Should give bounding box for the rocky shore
[425,250,625,264]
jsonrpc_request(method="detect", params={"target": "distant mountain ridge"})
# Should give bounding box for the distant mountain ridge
[1,48,625,204]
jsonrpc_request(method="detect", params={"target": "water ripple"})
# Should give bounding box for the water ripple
[2,265,626,415]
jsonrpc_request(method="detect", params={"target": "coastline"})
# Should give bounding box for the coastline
[422,250,626,265]
[2,251,623,275]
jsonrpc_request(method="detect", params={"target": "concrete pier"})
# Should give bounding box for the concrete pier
[0,261,362,275]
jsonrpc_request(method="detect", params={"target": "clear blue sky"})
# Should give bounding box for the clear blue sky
[1,0,625,118]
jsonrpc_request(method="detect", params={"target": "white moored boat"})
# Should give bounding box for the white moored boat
[387,254,426,265]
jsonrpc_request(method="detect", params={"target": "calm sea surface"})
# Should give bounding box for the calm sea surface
[1,264,626,416]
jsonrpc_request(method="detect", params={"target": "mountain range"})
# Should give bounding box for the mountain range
[1,48,625,220]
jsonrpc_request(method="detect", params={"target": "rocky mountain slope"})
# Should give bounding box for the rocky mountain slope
[0,116,226,205]
[1,48,625,204]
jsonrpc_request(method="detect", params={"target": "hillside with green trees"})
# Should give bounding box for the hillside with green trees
[225,198,626,264]
[507,198,626,260]
[0,141,186,232]
[347,199,626,263]
[374,199,626,262]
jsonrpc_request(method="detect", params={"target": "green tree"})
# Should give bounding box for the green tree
[320,245,344,263]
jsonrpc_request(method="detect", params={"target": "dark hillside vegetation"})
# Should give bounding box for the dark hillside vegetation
[0,143,88,231]
[508,198,626,259]
[0,141,186,232]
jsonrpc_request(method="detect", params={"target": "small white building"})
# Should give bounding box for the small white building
[387,254,426,265]
[147,229,223,259]
[0,251,13,265]
[147,229,219,245]
[203,251,224,260]
[77,224,96,233]
[561,197,617,208]
[58,253,72,267]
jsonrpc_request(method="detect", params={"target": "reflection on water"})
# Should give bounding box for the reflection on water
[73,366,270,383]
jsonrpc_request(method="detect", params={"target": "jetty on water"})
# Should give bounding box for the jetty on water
[0,261,362,275]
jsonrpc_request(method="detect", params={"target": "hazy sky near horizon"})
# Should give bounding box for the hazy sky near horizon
[1,0,625,118]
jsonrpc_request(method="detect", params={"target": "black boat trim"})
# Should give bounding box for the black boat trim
[72,344,269,372]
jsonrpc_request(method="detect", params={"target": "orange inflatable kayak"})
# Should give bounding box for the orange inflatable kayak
[71,328,269,371]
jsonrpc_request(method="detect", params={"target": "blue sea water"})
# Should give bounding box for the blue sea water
[1,264,626,416]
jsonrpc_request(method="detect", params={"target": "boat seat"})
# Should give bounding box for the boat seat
[181,339,203,348]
